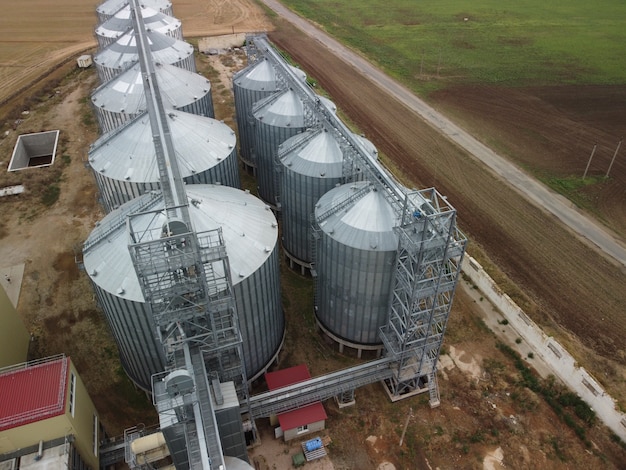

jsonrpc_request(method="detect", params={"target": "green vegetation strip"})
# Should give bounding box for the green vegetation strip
[281,0,626,92]
[496,342,596,446]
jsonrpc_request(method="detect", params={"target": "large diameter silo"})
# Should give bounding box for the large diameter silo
[96,6,182,49]
[83,185,284,391]
[89,110,240,212]
[252,89,307,208]
[91,62,214,133]
[233,59,279,169]
[314,181,399,353]
[94,30,195,83]
[96,0,173,24]
[279,128,344,271]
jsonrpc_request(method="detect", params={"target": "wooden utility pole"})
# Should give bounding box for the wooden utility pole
[605,138,623,178]
[583,143,597,180]
[399,407,413,446]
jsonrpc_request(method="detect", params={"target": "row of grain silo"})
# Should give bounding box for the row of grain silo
[83,0,284,399]
[233,53,393,357]
[86,0,397,397]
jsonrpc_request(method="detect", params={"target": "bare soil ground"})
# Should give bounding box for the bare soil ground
[1,1,626,469]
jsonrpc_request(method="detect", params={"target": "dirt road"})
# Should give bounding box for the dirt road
[258,0,626,268]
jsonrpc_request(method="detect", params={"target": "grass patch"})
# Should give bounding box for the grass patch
[497,342,596,444]
[41,183,60,206]
[539,175,605,210]
[280,0,626,94]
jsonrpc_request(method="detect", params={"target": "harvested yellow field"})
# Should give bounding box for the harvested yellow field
[0,0,271,105]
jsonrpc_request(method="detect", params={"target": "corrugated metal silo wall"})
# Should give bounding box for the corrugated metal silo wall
[234,246,284,380]
[315,232,396,345]
[89,244,282,392]
[92,282,165,392]
[282,166,341,264]
[233,83,275,164]
[94,150,240,213]
[95,108,134,135]
[175,54,197,74]
[97,2,174,25]
[255,121,305,206]
[183,149,241,189]
[179,93,215,119]
[94,93,214,135]
[93,170,159,213]
[95,50,195,85]
[98,25,183,49]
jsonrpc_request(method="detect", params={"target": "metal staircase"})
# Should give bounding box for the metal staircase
[122,2,249,469]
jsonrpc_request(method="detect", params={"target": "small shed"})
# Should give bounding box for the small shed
[77,54,93,68]
[265,365,327,441]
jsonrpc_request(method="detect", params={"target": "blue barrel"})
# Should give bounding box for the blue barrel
[305,437,322,452]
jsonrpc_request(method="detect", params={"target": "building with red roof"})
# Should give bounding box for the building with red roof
[265,365,327,441]
[0,355,102,470]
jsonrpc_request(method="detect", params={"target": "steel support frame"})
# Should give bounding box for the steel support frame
[380,189,466,405]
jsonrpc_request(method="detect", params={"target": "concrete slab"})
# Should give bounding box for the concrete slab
[0,263,25,308]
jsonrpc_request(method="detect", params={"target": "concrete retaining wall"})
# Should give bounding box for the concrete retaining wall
[462,255,626,441]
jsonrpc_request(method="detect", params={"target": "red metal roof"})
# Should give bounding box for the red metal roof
[277,402,327,431]
[0,356,69,431]
[265,364,311,391]
[265,364,327,431]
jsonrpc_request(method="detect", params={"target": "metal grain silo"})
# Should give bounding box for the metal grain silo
[232,61,306,172]
[94,29,195,83]
[233,59,279,170]
[91,61,214,133]
[313,181,399,354]
[279,128,344,272]
[83,185,283,391]
[317,95,337,115]
[96,5,182,49]
[89,110,240,212]
[96,0,173,24]
[252,89,307,208]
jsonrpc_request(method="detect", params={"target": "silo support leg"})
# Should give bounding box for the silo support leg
[335,389,355,408]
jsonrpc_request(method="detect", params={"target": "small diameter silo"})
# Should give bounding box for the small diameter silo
[89,110,239,212]
[233,59,279,171]
[91,61,214,133]
[316,95,337,115]
[83,185,284,391]
[313,181,399,357]
[96,0,173,25]
[94,29,195,83]
[232,61,306,173]
[279,128,344,273]
[252,89,307,208]
[96,5,182,49]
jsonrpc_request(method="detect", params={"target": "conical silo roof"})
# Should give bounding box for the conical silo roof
[96,6,181,48]
[235,58,279,92]
[94,29,194,78]
[281,128,343,178]
[91,62,211,117]
[83,185,278,303]
[96,0,173,23]
[316,181,399,251]
[253,89,306,128]
[354,134,378,159]
[89,110,235,183]
[317,95,337,114]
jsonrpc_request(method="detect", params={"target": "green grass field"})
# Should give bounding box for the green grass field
[281,0,626,92]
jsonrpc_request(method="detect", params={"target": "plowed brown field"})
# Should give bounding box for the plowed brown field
[267,22,626,397]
